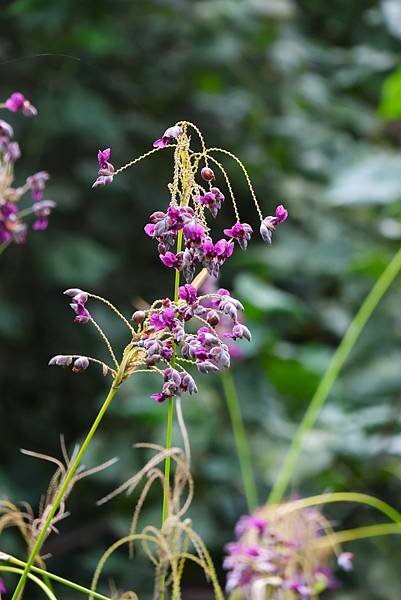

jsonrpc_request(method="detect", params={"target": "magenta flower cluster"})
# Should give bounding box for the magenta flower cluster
[0,92,55,246]
[50,284,250,403]
[224,508,353,598]
[92,124,288,284]
[145,204,234,281]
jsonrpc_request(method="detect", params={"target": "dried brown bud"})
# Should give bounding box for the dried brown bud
[206,310,220,327]
[132,310,146,324]
[201,167,215,182]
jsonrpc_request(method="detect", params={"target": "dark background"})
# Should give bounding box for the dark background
[1,0,401,597]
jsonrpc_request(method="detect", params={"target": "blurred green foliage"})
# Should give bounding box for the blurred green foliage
[2,0,401,598]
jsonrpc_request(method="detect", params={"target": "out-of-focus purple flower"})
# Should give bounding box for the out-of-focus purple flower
[0,201,27,244]
[32,199,56,230]
[0,577,6,594]
[235,514,268,538]
[27,171,49,201]
[5,92,37,117]
[195,187,224,218]
[224,502,342,598]
[337,552,353,572]
[5,141,21,162]
[224,221,253,250]
[0,119,13,139]
[153,125,183,149]
[64,288,91,324]
[260,204,288,244]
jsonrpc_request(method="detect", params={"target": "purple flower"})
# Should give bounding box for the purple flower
[64,288,91,324]
[224,221,253,250]
[0,577,6,594]
[178,284,197,304]
[195,187,225,218]
[5,92,37,117]
[260,204,288,244]
[149,306,176,331]
[93,148,114,188]
[92,175,114,188]
[27,171,49,201]
[183,219,205,243]
[98,148,111,167]
[160,251,183,270]
[153,125,183,149]
[32,199,56,230]
[49,355,73,367]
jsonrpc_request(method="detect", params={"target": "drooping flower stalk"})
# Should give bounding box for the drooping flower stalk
[268,244,401,505]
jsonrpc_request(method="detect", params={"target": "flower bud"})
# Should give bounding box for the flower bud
[201,167,215,181]
[132,310,146,324]
[72,356,89,373]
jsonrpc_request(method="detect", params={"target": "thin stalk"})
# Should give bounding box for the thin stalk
[275,492,401,524]
[315,522,401,548]
[162,230,183,524]
[268,245,401,505]
[1,554,110,600]
[11,380,121,600]
[222,370,258,511]
[0,241,10,256]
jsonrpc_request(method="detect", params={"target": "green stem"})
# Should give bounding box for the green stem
[160,230,183,600]
[0,566,57,600]
[161,230,183,525]
[0,241,10,256]
[11,381,120,600]
[1,554,110,600]
[222,370,258,511]
[268,245,401,505]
